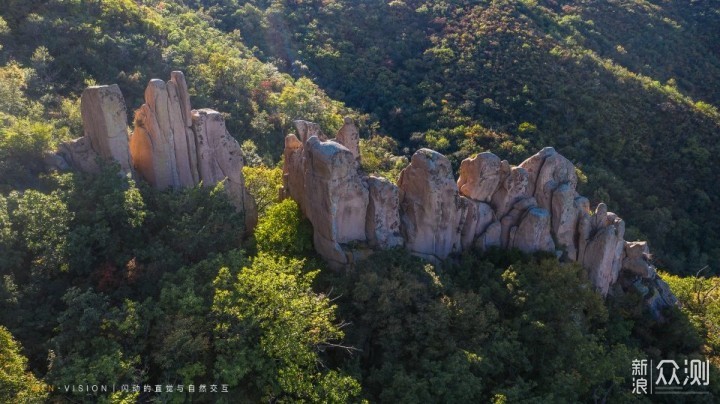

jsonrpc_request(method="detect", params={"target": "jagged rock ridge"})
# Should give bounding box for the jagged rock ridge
[52,71,257,232]
[280,121,676,310]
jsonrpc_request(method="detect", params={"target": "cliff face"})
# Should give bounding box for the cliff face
[52,72,257,232]
[280,120,677,311]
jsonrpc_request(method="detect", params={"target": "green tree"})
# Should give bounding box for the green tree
[254,198,313,257]
[0,325,48,403]
[242,164,282,217]
[212,252,361,402]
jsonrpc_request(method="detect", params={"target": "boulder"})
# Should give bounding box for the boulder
[335,117,361,161]
[490,165,530,218]
[512,207,555,253]
[293,120,326,144]
[530,149,577,210]
[476,220,502,251]
[457,152,502,202]
[398,148,463,260]
[518,146,555,198]
[500,197,537,248]
[581,205,626,296]
[460,198,495,250]
[57,137,101,174]
[192,108,258,231]
[622,241,656,278]
[80,84,132,174]
[366,176,403,249]
[303,137,369,264]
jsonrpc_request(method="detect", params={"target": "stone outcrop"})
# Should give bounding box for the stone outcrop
[281,130,675,312]
[130,72,199,189]
[335,117,361,161]
[56,85,133,175]
[303,136,369,265]
[53,72,257,233]
[128,73,256,230]
[366,177,403,249]
[458,152,501,202]
[398,149,464,260]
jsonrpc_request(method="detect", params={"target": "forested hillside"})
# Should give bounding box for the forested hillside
[191,0,720,274]
[1,0,720,402]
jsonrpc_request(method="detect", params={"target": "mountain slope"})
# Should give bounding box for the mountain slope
[195,0,720,274]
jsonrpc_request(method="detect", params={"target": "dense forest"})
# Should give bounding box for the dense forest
[1,0,720,402]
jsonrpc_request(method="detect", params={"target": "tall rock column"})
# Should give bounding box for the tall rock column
[579,204,626,296]
[191,108,258,231]
[302,136,369,265]
[366,176,403,249]
[398,149,464,260]
[520,147,579,260]
[78,84,133,174]
[130,72,198,189]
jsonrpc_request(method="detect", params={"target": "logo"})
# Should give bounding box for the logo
[632,358,710,395]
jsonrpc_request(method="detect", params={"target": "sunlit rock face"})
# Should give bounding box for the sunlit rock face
[56,72,257,233]
[281,131,673,310]
[398,149,464,261]
[56,84,132,175]
[366,176,403,250]
[303,136,369,266]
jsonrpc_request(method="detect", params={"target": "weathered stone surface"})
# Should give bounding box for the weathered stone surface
[131,75,202,189]
[398,149,463,260]
[457,152,502,202]
[551,183,579,260]
[80,84,132,173]
[274,119,676,312]
[531,149,577,210]
[581,205,626,296]
[491,165,530,218]
[280,134,306,211]
[460,198,495,250]
[623,241,656,278]
[192,108,257,230]
[57,137,101,174]
[500,197,537,248]
[476,221,502,251]
[170,71,193,127]
[303,137,369,264]
[519,146,555,198]
[647,277,679,319]
[166,81,197,186]
[335,117,360,161]
[512,207,555,253]
[294,120,327,144]
[366,176,403,249]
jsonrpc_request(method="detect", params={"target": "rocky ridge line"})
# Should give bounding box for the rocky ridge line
[280,119,677,313]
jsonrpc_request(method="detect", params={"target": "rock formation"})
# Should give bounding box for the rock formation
[303,136,369,265]
[53,72,257,232]
[281,129,675,311]
[130,72,198,189]
[56,85,133,175]
[53,77,675,315]
[335,117,361,161]
[398,149,464,260]
[366,176,403,249]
